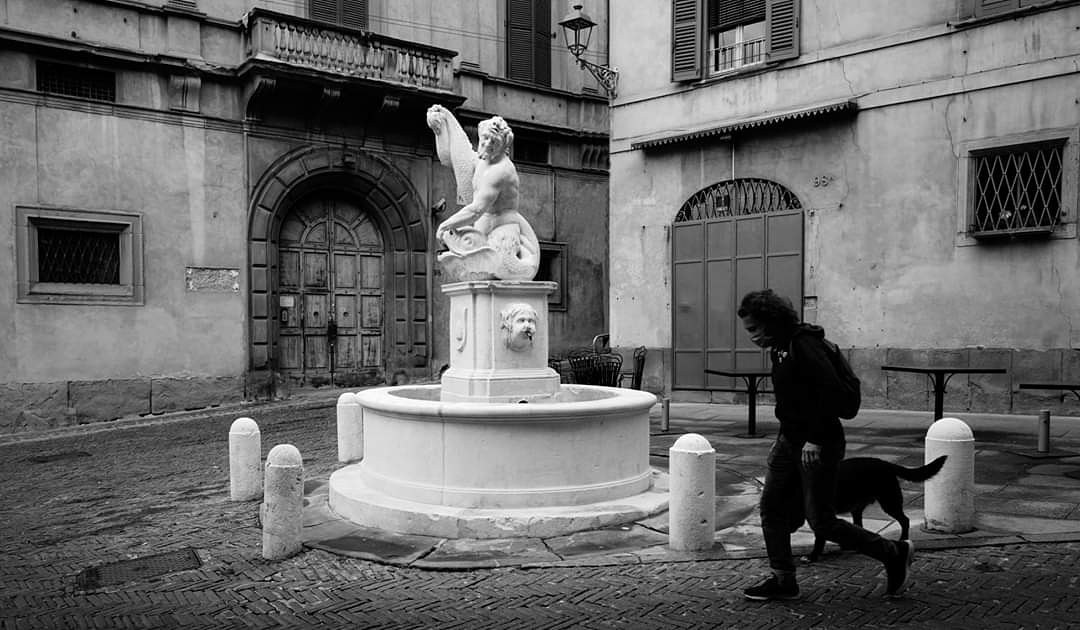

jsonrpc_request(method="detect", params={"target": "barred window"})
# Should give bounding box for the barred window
[17,207,144,305]
[36,224,122,284]
[970,141,1064,238]
[36,61,116,102]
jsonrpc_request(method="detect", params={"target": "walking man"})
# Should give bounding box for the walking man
[737,289,914,600]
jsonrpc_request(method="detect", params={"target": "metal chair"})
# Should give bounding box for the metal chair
[593,353,624,387]
[567,347,599,384]
[619,346,647,390]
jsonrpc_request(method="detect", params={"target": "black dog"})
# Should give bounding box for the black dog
[807,455,948,562]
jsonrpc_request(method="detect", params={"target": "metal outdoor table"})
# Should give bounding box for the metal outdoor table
[881,365,1008,420]
[705,368,772,438]
[1018,382,1080,402]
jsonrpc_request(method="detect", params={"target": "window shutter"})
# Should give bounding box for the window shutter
[310,0,337,24]
[341,0,368,30]
[532,0,551,86]
[765,0,799,63]
[974,0,1020,17]
[714,0,767,31]
[672,0,703,82]
[507,0,533,81]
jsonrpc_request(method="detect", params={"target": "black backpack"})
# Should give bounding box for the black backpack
[791,336,862,419]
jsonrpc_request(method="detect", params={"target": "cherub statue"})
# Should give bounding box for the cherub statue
[426,105,540,281]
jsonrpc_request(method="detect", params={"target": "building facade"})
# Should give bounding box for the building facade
[0,0,611,432]
[609,0,1079,413]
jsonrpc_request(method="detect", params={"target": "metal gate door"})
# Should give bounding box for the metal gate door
[671,179,803,390]
[277,196,384,386]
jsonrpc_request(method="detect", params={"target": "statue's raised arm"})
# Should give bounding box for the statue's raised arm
[426,105,477,205]
[425,107,540,282]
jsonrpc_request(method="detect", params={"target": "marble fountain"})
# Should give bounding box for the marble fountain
[327,106,667,539]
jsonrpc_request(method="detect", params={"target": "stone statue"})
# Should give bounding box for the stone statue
[500,303,539,352]
[426,105,540,281]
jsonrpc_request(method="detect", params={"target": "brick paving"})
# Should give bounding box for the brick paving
[2,396,1080,628]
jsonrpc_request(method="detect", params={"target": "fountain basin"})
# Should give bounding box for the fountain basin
[328,384,669,538]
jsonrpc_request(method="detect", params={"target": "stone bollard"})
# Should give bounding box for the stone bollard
[924,417,975,533]
[669,433,716,551]
[660,397,671,433]
[229,417,262,502]
[262,444,304,560]
[337,392,363,463]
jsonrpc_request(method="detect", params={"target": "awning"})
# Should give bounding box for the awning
[630,99,857,150]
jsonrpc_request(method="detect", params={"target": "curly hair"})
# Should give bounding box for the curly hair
[479,116,514,156]
[737,289,799,330]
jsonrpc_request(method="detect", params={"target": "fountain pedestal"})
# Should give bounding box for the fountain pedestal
[439,281,560,403]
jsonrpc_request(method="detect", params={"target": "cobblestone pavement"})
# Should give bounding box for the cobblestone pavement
[2,399,1080,629]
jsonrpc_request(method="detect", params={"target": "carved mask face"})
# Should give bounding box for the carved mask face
[502,305,538,352]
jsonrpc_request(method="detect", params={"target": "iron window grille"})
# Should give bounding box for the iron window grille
[675,178,802,222]
[36,61,116,102]
[37,224,121,284]
[969,140,1063,238]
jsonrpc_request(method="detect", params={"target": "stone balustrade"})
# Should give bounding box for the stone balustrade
[245,10,455,92]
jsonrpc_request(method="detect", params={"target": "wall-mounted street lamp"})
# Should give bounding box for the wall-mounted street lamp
[558,3,619,99]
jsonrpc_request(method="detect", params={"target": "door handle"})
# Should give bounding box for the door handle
[327,317,338,345]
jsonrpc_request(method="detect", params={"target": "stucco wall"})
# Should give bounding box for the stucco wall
[2,105,247,382]
[610,1,1080,348]
[608,0,1080,410]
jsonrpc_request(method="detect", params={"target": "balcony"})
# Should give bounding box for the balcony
[240,9,460,117]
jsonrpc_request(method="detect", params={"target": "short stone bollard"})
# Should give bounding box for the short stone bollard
[668,433,716,551]
[229,417,262,502]
[262,443,304,560]
[924,417,975,533]
[337,392,363,463]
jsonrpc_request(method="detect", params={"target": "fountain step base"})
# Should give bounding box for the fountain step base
[329,464,670,539]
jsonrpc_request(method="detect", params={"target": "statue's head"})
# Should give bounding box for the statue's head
[478,116,514,160]
[500,303,538,351]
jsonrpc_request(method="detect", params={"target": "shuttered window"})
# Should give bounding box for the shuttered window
[672,0,799,82]
[507,0,551,86]
[310,0,368,30]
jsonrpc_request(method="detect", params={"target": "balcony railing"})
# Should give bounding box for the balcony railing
[244,9,455,92]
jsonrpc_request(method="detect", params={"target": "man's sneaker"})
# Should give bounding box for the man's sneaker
[885,539,915,598]
[743,575,800,601]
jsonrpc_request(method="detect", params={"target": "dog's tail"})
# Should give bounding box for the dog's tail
[892,455,948,482]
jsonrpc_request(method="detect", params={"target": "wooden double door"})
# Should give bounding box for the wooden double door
[277,196,384,387]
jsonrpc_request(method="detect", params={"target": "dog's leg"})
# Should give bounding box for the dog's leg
[878,483,909,539]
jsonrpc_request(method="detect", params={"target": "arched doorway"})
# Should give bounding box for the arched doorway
[277,194,385,387]
[671,178,803,390]
[247,147,430,392]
